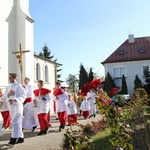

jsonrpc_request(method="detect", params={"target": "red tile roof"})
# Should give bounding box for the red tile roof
[102,36,150,64]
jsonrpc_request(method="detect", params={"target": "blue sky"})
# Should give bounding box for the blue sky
[29,0,150,85]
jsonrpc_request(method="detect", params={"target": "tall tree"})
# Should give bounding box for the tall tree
[39,52,44,57]
[144,66,150,94]
[56,65,63,82]
[121,74,128,94]
[103,72,115,95]
[134,74,143,90]
[79,63,88,89]
[39,44,54,60]
[66,74,79,92]
[88,67,94,82]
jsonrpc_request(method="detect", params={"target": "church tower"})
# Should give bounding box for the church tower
[0,0,34,86]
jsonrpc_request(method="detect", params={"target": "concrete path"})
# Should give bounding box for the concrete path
[0,114,102,150]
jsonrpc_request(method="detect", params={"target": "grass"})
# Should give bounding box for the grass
[89,128,113,150]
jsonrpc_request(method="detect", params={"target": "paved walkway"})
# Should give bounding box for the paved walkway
[0,114,102,150]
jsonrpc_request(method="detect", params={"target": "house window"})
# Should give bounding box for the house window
[119,50,124,55]
[143,65,148,76]
[139,49,145,53]
[36,63,41,81]
[45,65,49,82]
[113,67,125,78]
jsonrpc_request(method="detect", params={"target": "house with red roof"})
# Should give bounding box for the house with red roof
[102,34,150,95]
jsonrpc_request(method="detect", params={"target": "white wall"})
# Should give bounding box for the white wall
[33,57,56,92]
[0,0,34,86]
[104,60,150,95]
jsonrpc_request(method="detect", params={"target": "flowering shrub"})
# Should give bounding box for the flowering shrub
[62,120,108,150]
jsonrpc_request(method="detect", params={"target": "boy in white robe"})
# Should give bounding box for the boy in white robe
[33,80,51,135]
[67,95,77,125]
[0,89,11,131]
[80,95,91,119]
[87,88,96,118]
[53,82,68,131]
[4,73,26,146]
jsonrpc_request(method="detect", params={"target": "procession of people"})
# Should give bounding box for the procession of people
[0,73,97,147]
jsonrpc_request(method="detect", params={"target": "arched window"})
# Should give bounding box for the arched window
[45,65,49,82]
[36,63,41,81]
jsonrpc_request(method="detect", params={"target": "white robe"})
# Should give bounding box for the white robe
[34,93,51,114]
[87,91,96,116]
[22,83,39,129]
[4,82,26,138]
[0,122,2,136]
[0,96,9,112]
[80,99,91,111]
[67,100,77,115]
[54,92,68,113]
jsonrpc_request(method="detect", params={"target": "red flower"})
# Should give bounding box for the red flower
[81,83,90,96]
[90,79,101,89]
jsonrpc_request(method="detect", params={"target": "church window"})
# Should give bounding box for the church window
[36,63,41,81]
[45,65,49,82]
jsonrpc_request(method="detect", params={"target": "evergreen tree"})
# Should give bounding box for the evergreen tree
[121,74,128,94]
[88,67,94,82]
[103,72,115,95]
[40,44,54,60]
[134,74,143,90]
[57,65,63,82]
[144,66,150,94]
[79,63,88,89]
[39,52,44,57]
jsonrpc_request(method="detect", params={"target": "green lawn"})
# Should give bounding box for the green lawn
[89,128,113,150]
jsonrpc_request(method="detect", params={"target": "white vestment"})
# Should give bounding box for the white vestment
[80,99,91,111]
[22,83,39,129]
[87,91,96,116]
[67,100,77,115]
[34,93,51,114]
[0,96,9,112]
[4,82,26,138]
[54,92,68,113]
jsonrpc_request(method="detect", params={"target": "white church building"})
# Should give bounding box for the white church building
[0,0,60,92]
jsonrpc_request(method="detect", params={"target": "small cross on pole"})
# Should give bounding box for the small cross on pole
[12,43,30,84]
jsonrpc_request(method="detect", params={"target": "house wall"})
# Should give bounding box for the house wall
[104,60,150,95]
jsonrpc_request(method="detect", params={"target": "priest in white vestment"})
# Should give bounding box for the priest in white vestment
[22,77,39,131]
[4,73,26,146]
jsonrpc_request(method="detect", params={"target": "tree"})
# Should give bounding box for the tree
[39,44,54,60]
[88,67,94,82]
[56,64,63,82]
[79,63,88,89]
[134,74,143,90]
[144,66,150,94]
[103,72,115,95]
[121,74,128,94]
[66,74,79,92]
[38,44,63,82]
[39,52,44,57]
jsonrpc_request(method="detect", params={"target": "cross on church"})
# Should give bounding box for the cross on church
[12,43,30,84]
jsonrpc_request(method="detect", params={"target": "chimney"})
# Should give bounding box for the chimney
[128,34,134,43]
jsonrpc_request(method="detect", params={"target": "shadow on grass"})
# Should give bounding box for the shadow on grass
[89,128,113,150]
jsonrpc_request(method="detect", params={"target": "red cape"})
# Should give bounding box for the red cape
[53,88,64,96]
[33,88,51,96]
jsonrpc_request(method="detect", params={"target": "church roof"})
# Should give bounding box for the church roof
[34,54,63,66]
[102,36,150,64]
